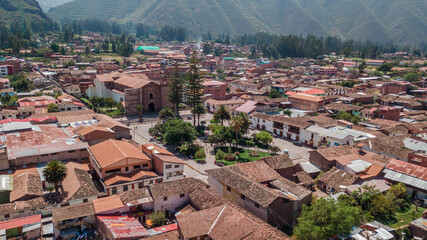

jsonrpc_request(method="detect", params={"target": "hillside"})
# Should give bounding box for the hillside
[0,0,56,31]
[48,0,427,43]
[37,0,73,11]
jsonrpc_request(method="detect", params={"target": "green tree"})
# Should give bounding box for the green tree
[203,43,212,55]
[255,131,273,146]
[167,64,185,117]
[213,105,231,125]
[294,198,360,240]
[159,107,175,121]
[163,119,198,145]
[370,195,396,221]
[283,108,292,117]
[85,46,90,55]
[336,111,353,122]
[268,89,281,98]
[358,61,367,73]
[47,103,60,113]
[186,51,204,126]
[50,43,59,53]
[42,160,68,193]
[150,211,166,227]
[378,63,392,73]
[343,47,351,57]
[351,185,380,211]
[231,113,250,148]
[137,104,143,119]
[216,68,226,80]
[116,102,125,115]
[192,103,206,126]
[404,73,419,82]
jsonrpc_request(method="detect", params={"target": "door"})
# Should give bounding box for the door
[149,103,155,112]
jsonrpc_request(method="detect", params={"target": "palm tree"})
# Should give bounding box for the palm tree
[43,160,68,193]
[192,103,206,126]
[213,105,231,125]
[137,104,143,121]
[283,108,292,117]
[159,107,175,121]
[231,113,250,148]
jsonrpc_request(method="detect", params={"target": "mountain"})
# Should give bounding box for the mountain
[38,0,74,11]
[47,0,427,43]
[0,0,56,30]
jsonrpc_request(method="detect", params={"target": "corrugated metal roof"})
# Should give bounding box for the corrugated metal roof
[383,169,427,191]
[404,138,427,151]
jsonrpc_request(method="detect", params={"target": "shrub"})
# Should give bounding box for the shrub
[215,149,226,161]
[150,211,166,227]
[195,148,206,159]
[210,119,219,124]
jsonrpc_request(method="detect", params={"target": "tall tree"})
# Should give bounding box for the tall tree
[192,103,206,126]
[159,107,175,121]
[213,105,231,125]
[167,64,184,117]
[294,198,360,240]
[186,51,203,126]
[42,160,68,193]
[231,113,250,148]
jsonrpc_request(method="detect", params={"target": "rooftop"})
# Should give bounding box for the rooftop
[89,140,150,169]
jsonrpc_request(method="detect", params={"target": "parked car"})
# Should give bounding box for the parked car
[293,141,303,147]
[187,115,192,120]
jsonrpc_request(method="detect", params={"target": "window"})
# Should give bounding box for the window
[67,108,71,111]
[4,214,9,218]
[175,165,180,168]
[164,197,168,201]
[167,172,173,179]
[254,203,260,208]
[83,198,88,203]
[241,194,245,200]
[227,186,231,191]
[106,168,121,174]
[149,180,154,184]
[165,165,172,169]
[112,187,117,194]
[78,107,82,110]
[41,154,48,157]
[149,93,154,99]
[134,165,141,169]
[61,202,70,207]
[123,185,128,191]
[125,167,129,171]
[68,150,75,153]
[138,182,143,188]
[180,193,185,198]
[142,164,149,168]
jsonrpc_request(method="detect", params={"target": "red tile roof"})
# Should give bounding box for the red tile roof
[0,214,41,230]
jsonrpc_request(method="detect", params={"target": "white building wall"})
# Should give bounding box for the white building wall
[163,163,185,182]
[111,91,124,103]
[153,193,189,213]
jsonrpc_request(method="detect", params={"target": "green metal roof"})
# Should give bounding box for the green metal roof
[137,46,160,51]
[223,57,235,60]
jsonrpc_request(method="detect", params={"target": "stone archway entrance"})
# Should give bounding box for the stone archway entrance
[149,103,155,112]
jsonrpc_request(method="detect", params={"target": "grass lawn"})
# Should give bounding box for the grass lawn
[387,204,426,229]
[215,147,271,166]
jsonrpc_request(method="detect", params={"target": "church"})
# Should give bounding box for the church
[85,71,172,116]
